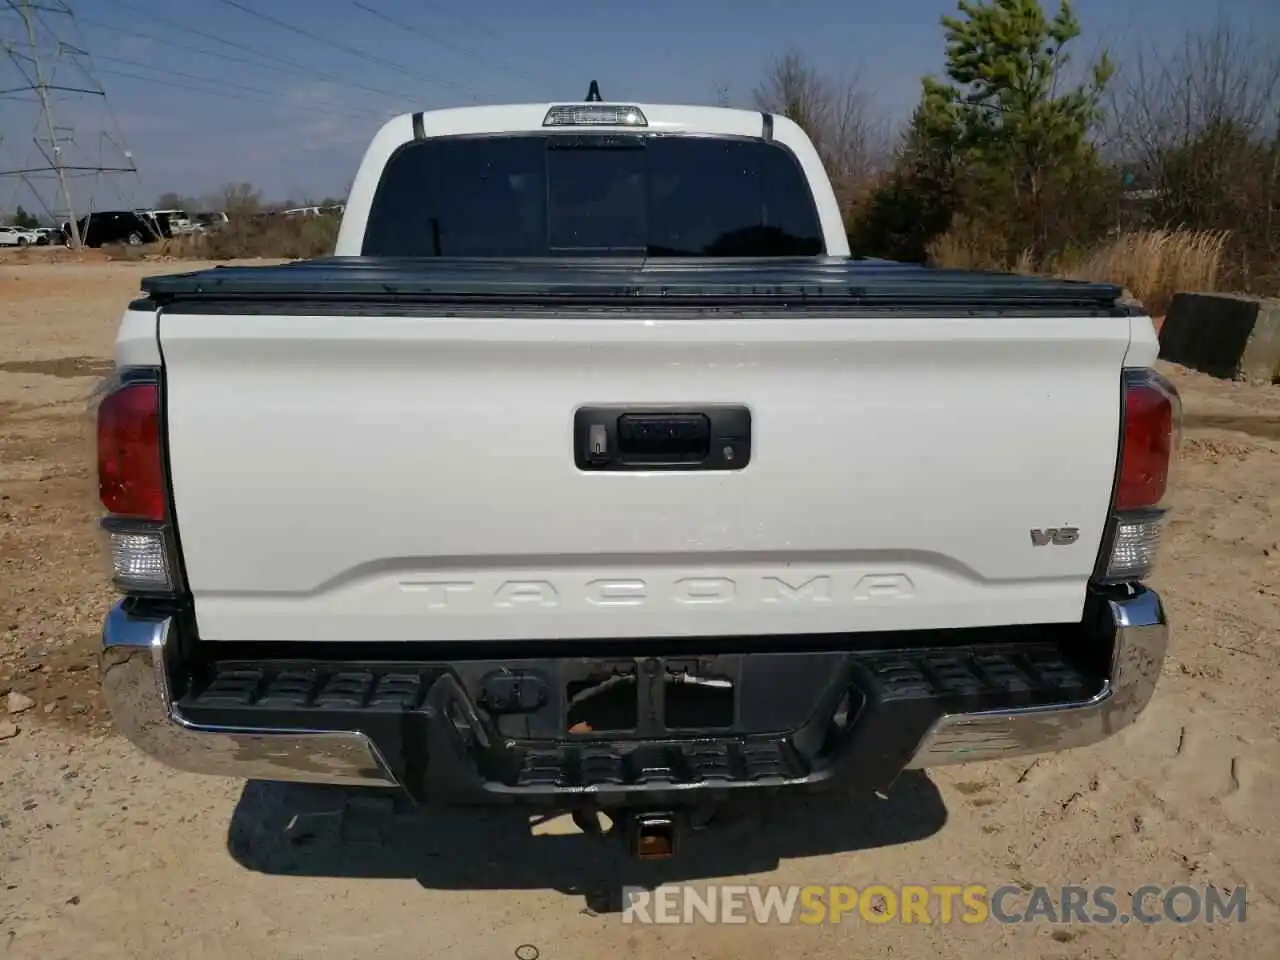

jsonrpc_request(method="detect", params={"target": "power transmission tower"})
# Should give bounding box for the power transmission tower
[0,0,138,247]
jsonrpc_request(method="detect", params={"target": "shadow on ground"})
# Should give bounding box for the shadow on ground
[226,773,947,910]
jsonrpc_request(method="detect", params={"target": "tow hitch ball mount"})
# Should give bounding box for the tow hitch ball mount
[626,811,679,861]
[572,808,683,860]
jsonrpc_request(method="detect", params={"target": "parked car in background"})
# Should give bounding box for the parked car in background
[147,209,197,238]
[282,204,344,218]
[193,211,230,231]
[63,210,163,247]
[0,225,40,247]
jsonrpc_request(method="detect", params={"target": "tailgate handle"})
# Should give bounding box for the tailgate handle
[574,405,751,471]
[618,414,709,458]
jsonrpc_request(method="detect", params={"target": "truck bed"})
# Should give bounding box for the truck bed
[144,257,1138,645]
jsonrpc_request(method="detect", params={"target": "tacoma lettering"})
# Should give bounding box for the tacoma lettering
[400,573,915,609]
[760,575,832,604]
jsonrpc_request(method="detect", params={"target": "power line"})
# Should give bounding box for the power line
[48,3,149,219]
[83,8,423,106]
[82,21,332,83]
[82,17,353,81]
[0,0,138,243]
[216,0,473,99]
[1,1,77,237]
[363,0,556,87]
[91,52,392,118]
[348,0,542,85]
[94,65,386,123]
[414,0,518,45]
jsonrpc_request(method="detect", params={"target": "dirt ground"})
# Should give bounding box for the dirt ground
[1,261,1277,959]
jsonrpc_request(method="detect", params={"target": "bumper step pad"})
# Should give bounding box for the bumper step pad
[175,642,1100,802]
[516,740,800,789]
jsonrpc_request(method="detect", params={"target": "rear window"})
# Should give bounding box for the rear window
[362,134,825,257]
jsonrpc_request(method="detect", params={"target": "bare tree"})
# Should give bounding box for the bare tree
[1115,20,1280,165]
[753,51,888,217]
[219,182,264,220]
[154,192,200,213]
[1110,20,1280,288]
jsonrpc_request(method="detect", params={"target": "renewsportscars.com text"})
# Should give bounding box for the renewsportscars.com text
[621,884,1248,926]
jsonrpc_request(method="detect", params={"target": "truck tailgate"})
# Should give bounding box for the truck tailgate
[157,300,1131,644]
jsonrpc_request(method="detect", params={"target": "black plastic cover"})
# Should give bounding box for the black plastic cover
[140,256,1128,313]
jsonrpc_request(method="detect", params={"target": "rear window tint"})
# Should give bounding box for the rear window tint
[362,134,824,257]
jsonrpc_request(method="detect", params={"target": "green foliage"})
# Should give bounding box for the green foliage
[10,206,39,228]
[929,0,1111,159]
[849,103,960,261]
[854,0,1115,263]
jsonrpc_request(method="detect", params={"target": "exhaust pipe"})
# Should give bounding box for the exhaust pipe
[626,812,679,861]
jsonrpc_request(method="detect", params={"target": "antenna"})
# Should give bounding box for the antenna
[585,80,602,102]
[0,1,139,248]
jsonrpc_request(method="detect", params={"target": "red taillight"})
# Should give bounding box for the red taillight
[1115,372,1179,511]
[97,381,166,521]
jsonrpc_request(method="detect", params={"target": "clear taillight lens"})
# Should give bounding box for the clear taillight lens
[104,522,174,592]
[1105,512,1164,581]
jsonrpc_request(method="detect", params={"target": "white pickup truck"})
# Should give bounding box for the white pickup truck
[97,90,1176,859]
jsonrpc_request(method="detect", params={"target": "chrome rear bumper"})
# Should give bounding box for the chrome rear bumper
[99,587,1168,788]
[99,605,396,787]
[905,587,1168,767]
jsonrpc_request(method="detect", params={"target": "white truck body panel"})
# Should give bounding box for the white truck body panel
[159,308,1133,644]
[107,100,1156,646]
[115,307,164,368]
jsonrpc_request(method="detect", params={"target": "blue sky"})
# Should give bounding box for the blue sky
[1,0,1276,215]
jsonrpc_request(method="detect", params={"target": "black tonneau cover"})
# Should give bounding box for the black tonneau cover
[140,256,1129,313]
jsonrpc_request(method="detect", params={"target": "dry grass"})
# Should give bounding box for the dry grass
[157,214,339,261]
[928,227,1230,315]
[924,225,1005,272]
[1056,229,1229,315]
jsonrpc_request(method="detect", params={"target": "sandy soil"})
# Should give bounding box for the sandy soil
[1,261,1277,959]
